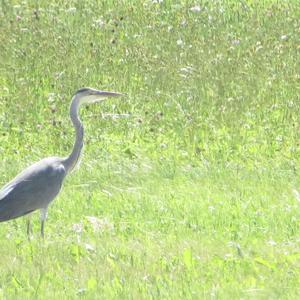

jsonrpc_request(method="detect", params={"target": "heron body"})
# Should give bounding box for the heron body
[0,157,66,222]
[0,88,122,237]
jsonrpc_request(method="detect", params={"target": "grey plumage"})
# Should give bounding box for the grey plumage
[0,87,122,237]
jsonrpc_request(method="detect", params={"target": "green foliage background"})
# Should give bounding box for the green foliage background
[0,1,300,298]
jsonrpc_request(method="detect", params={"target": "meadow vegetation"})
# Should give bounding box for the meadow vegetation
[1,0,300,298]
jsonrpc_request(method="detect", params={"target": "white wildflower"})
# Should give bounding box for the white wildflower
[177,39,184,46]
[72,222,83,233]
[268,240,277,246]
[208,206,215,212]
[231,39,240,46]
[86,216,114,232]
[293,189,300,203]
[190,5,201,13]
[95,17,105,28]
[66,7,76,13]
[84,243,95,252]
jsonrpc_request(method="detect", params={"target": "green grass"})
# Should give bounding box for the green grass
[1,0,300,298]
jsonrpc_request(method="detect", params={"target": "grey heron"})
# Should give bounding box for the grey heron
[0,87,122,237]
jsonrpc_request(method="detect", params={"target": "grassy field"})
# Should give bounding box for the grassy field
[1,0,300,298]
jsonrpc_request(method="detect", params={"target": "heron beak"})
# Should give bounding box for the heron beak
[87,90,123,104]
[93,90,123,98]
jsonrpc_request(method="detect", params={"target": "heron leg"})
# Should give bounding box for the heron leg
[40,208,48,238]
[26,215,32,239]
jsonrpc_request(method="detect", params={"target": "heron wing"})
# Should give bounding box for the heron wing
[0,184,15,200]
[0,157,66,222]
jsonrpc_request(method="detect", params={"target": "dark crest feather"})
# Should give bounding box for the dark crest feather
[75,88,90,95]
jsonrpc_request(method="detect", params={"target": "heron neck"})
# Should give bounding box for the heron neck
[63,96,84,173]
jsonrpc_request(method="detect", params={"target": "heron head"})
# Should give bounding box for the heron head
[74,87,123,104]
